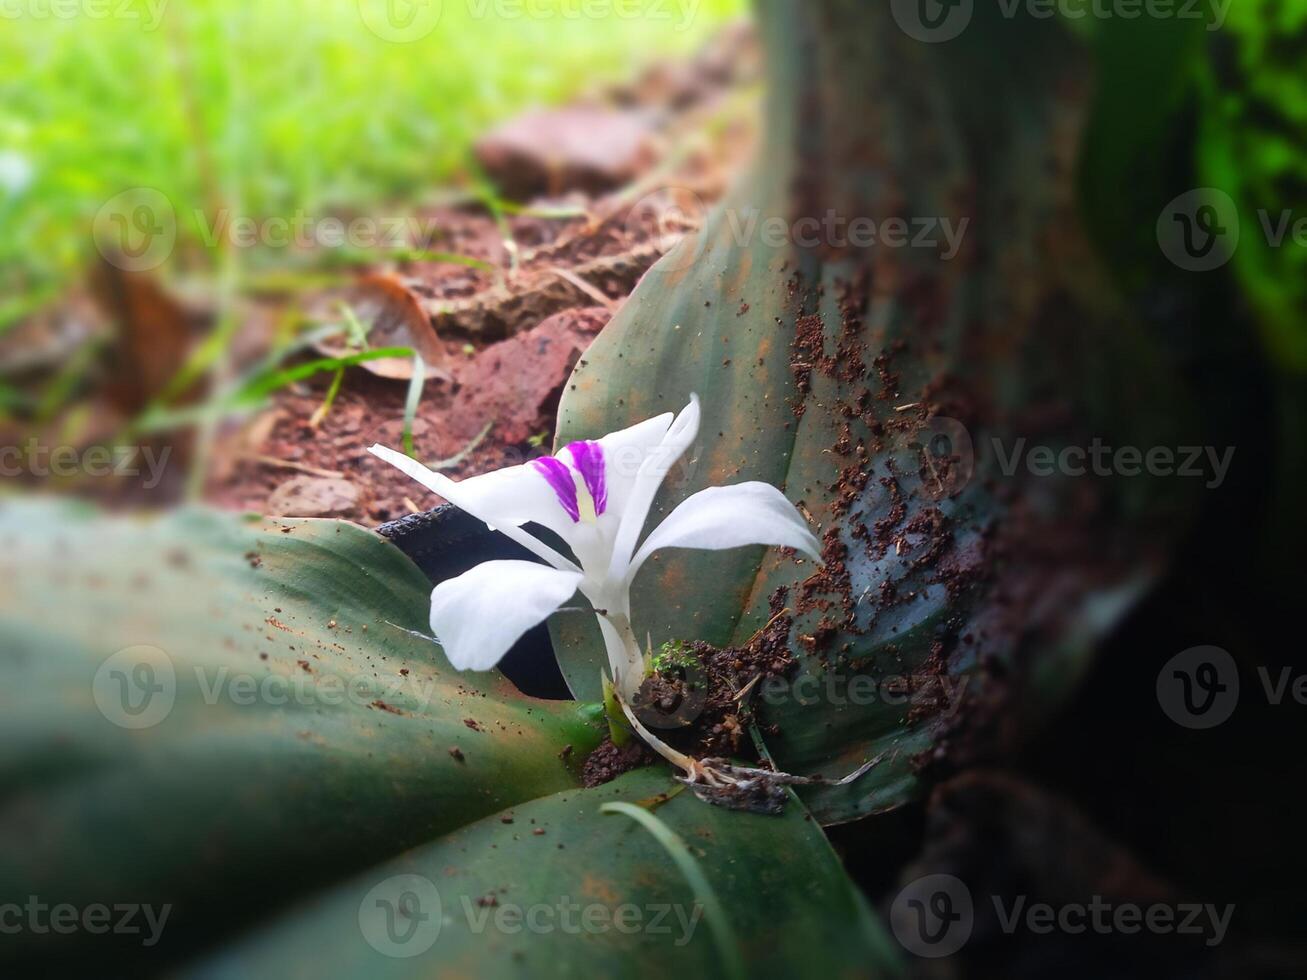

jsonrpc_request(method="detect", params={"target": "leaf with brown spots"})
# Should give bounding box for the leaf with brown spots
[550,2,1184,824]
[0,500,601,963]
[184,769,902,978]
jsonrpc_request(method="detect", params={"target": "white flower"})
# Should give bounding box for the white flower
[369,396,820,691]
[372,395,866,809]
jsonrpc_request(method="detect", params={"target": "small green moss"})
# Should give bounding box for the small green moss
[651,640,699,674]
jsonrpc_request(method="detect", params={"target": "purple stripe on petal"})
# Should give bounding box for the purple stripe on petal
[565,441,607,516]
[531,456,580,522]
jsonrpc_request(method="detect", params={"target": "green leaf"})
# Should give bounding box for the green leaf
[182,768,903,979]
[599,801,745,980]
[236,346,415,403]
[601,672,634,747]
[0,501,601,962]
[550,2,1179,823]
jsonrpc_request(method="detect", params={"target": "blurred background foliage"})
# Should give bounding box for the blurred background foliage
[0,0,746,330]
[1197,0,1307,370]
[3,3,1307,972]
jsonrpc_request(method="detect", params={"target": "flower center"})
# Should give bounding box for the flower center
[573,470,599,524]
[531,442,606,524]
[565,441,607,516]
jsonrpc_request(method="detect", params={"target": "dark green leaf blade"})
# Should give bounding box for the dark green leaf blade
[184,768,903,980]
[0,501,601,963]
[550,2,1180,824]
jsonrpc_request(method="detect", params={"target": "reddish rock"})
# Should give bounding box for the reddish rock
[474,107,655,199]
[449,307,610,445]
[267,476,360,517]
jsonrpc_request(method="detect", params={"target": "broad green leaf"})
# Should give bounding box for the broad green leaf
[184,768,904,979]
[551,1,1180,823]
[0,501,601,963]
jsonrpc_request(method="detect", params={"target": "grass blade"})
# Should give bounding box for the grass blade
[308,367,346,429]
[600,801,746,980]
[401,353,425,457]
[236,346,412,403]
[428,419,492,471]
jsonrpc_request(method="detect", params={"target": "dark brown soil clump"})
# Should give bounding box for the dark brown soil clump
[580,737,655,788]
[583,588,798,783]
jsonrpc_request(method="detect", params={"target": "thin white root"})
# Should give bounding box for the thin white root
[616,689,884,814]
[600,612,881,813]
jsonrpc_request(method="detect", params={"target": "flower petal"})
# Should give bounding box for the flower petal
[572,411,674,516]
[562,440,606,515]
[531,455,581,522]
[607,396,701,580]
[369,445,580,572]
[627,481,821,582]
[369,447,558,531]
[429,560,583,672]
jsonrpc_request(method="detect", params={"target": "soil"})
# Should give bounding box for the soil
[4,22,760,523]
[197,30,757,524]
[204,305,614,524]
[583,587,796,784]
[581,737,655,788]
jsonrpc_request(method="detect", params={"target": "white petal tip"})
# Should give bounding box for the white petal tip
[444,655,491,674]
[429,561,582,674]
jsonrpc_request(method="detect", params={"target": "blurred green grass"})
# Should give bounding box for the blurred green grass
[0,0,746,325]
